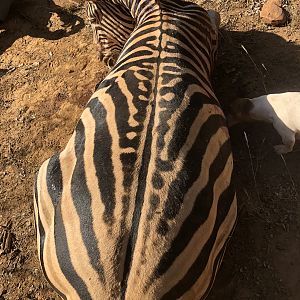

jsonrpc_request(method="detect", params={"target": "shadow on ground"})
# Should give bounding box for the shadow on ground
[0,0,84,58]
[208,28,300,300]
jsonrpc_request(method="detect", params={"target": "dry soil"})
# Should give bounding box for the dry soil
[0,0,299,299]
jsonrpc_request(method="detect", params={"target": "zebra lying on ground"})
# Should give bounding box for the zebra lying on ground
[33,0,237,299]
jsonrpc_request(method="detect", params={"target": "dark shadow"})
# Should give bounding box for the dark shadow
[0,0,84,57]
[208,29,300,300]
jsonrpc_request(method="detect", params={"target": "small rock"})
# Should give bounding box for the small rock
[260,0,287,26]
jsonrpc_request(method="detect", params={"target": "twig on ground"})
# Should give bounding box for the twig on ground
[240,44,268,93]
[244,131,261,202]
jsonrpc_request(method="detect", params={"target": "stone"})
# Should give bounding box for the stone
[260,0,287,26]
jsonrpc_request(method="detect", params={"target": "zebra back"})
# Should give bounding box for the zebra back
[34,0,237,299]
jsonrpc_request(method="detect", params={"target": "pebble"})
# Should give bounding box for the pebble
[260,0,287,26]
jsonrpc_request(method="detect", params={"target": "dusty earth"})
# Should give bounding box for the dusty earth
[0,0,299,299]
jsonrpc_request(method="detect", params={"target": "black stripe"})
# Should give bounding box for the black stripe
[167,92,220,160]
[45,156,92,299]
[103,72,150,189]
[151,139,232,282]
[161,183,236,299]
[136,0,154,18]
[121,77,156,285]
[102,4,134,29]
[121,10,163,293]
[162,19,210,52]
[54,201,92,299]
[114,70,149,135]
[118,20,160,53]
[156,89,219,163]
[159,114,226,225]
[87,98,116,225]
[33,174,67,300]
[114,55,157,72]
[71,119,106,283]
[201,222,236,300]
[161,58,211,89]
[168,26,211,75]
[46,154,63,207]
[153,113,226,237]
[137,193,160,269]
[125,33,158,54]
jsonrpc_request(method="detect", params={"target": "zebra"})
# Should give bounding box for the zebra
[86,0,135,67]
[33,0,237,299]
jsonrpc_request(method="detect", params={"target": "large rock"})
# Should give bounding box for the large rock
[260,0,287,26]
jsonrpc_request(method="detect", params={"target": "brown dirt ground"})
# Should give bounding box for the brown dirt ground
[0,0,299,299]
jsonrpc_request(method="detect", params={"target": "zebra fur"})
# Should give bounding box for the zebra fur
[34,0,237,299]
[86,0,135,67]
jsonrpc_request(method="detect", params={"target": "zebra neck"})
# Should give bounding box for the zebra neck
[112,0,159,23]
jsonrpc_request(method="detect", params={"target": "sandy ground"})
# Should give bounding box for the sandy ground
[0,0,299,299]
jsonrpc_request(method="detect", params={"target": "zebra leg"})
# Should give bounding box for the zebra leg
[86,0,135,68]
